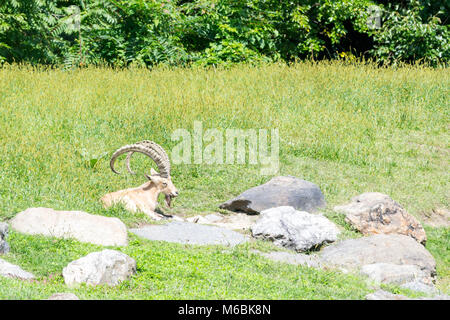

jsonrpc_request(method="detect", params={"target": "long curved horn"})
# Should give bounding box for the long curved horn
[110,142,170,178]
[125,140,170,176]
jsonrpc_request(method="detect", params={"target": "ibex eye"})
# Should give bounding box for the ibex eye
[162,183,167,187]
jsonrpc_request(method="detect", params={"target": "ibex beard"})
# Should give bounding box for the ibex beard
[101,140,178,221]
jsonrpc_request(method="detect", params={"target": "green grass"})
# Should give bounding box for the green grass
[0,61,448,299]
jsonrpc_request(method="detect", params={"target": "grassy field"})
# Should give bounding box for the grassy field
[0,62,448,299]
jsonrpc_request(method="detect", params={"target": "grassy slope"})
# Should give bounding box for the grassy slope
[0,62,448,299]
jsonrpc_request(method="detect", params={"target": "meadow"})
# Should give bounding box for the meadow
[0,62,448,299]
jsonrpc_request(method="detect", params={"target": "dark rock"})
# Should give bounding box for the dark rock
[219,176,326,214]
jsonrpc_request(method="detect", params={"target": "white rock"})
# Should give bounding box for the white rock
[62,249,136,287]
[11,207,128,246]
[251,206,340,252]
[0,258,35,280]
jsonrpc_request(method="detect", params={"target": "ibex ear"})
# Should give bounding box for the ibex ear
[150,168,159,175]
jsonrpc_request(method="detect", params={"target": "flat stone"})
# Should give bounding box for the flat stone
[47,293,80,300]
[219,176,326,214]
[251,206,340,252]
[11,207,128,246]
[334,192,426,244]
[0,258,35,280]
[187,213,258,231]
[62,249,136,287]
[320,234,436,277]
[253,250,323,268]
[0,222,10,254]
[360,263,432,285]
[130,221,248,246]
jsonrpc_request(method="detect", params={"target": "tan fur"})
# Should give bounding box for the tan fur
[101,168,178,220]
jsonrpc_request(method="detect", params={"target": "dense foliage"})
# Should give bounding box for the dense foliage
[0,0,448,67]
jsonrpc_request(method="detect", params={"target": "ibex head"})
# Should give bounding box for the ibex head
[109,140,178,207]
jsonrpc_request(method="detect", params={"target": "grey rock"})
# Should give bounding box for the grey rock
[400,280,439,295]
[47,293,80,300]
[62,249,136,287]
[320,234,436,277]
[334,192,426,244]
[0,222,10,254]
[251,206,340,252]
[219,176,326,214]
[130,221,248,246]
[0,258,35,280]
[11,207,128,246]
[360,263,432,285]
[253,250,323,268]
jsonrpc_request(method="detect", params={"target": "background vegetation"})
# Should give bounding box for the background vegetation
[0,62,448,299]
[0,0,449,68]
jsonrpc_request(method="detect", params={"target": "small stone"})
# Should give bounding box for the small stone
[62,249,136,287]
[251,206,340,252]
[0,258,35,280]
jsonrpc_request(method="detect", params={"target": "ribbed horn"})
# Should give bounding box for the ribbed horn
[125,140,170,176]
[110,142,170,178]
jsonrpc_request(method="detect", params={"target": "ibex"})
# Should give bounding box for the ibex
[101,140,179,220]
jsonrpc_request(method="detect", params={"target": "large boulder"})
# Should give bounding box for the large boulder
[11,207,128,246]
[320,234,436,278]
[334,193,426,244]
[0,222,10,254]
[251,206,340,252]
[0,258,35,280]
[130,221,248,247]
[62,249,136,287]
[219,176,326,214]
